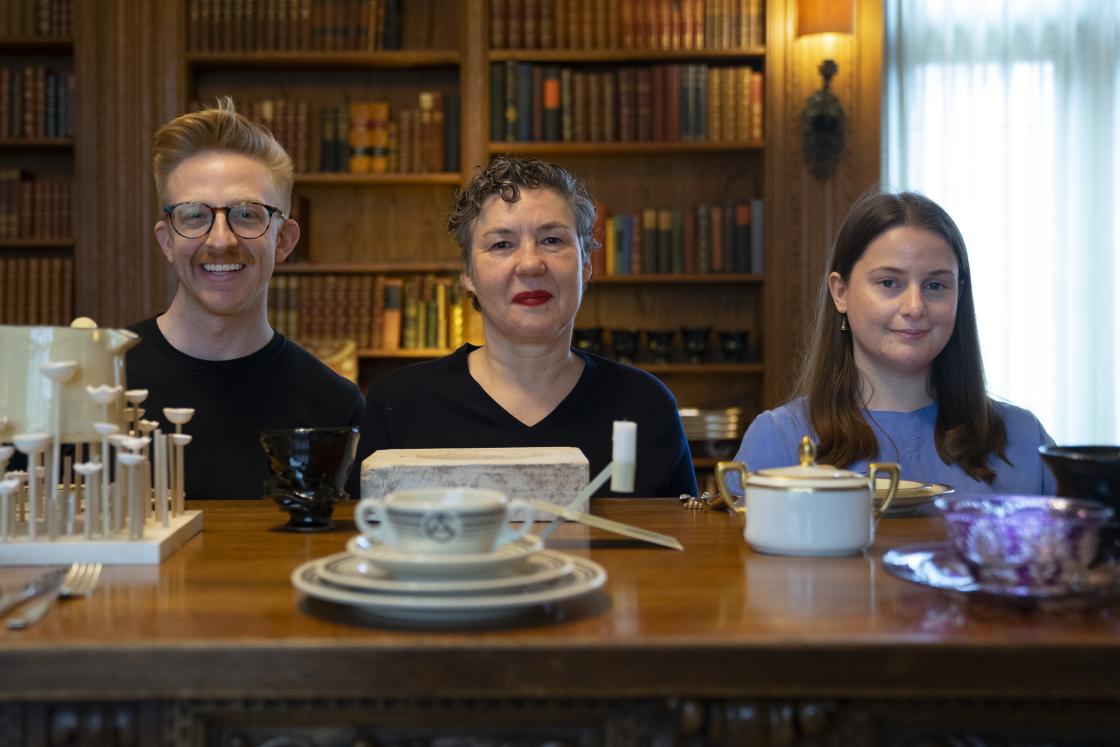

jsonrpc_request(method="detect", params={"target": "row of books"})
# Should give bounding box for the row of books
[491,62,763,143]
[187,0,403,52]
[320,93,461,174]
[268,273,484,352]
[0,66,74,140]
[0,0,72,38]
[0,255,72,325]
[0,171,73,239]
[592,200,764,276]
[490,0,764,51]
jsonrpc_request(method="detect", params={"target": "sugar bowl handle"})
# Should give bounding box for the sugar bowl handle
[868,462,900,519]
[714,461,748,516]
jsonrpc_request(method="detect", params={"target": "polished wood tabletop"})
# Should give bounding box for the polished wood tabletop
[2,498,1119,702]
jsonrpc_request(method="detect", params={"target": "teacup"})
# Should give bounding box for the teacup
[716,437,900,557]
[355,487,534,555]
[935,494,1113,596]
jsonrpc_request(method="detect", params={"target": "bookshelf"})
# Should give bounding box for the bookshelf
[173,0,770,474]
[0,0,76,326]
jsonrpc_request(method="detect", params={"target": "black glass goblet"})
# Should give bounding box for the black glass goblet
[573,327,604,356]
[260,426,359,532]
[610,329,639,364]
[646,330,676,364]
[681,326,712,363]
[718,330,750,363]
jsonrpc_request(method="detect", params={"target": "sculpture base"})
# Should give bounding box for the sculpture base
[0,510,203,565]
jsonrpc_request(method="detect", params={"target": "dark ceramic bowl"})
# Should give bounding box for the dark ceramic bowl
[260,426,359,531]
[935,495,1113,597]
[1039,445,1120,556]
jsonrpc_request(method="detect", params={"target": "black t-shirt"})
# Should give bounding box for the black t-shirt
[356,344,697,498]
[126,317,364,500]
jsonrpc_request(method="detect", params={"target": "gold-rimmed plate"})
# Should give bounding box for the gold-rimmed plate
[874,479,954,516]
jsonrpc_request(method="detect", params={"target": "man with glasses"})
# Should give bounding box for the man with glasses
[126,99,363,499]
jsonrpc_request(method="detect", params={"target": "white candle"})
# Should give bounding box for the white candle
[610,420,637,493]
[612,421,637,463]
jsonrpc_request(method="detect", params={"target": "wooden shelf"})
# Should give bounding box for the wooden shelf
[358,348,450,360]
[0,37,72,52]
[490,48,765,63]
[186,50,460,70]
[275,261,460,275]
[489,141,764,155]
[638,363,763,374]
[0,238,72,248]
[593,273,762,285]
[294,172,461,186]
[0,138,73,149]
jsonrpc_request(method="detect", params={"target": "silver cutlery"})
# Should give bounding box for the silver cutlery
[0,566,69,619]
[6,562,101,630]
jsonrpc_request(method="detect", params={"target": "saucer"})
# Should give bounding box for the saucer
[882,542,1120,600]
[292,553,607,624]
[316,550,574,594]
[345,534,544,579]
[875,480,954,516]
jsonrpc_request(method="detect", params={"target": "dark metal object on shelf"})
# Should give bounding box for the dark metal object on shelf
[718,330,750,362]
[646,330,676,364]
[610,328,639,364]
[573,327,604,356]
[681,326,712,363]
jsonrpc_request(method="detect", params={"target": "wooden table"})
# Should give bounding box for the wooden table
[2,499,1119,746]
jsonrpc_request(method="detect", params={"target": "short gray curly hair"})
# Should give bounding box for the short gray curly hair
[447,155,600,269]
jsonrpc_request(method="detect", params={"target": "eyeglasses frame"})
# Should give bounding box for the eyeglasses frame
[162,201,288,240]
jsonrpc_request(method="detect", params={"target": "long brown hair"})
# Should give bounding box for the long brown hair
[796,190,1007,482]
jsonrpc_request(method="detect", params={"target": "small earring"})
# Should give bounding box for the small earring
[840,313,849,332]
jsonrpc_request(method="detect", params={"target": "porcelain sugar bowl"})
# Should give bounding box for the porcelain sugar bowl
[716,437,901,557]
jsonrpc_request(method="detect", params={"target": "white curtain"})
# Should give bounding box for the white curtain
[882,0,1120,444]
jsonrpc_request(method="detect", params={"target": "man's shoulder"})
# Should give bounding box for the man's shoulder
[277,337,362,395]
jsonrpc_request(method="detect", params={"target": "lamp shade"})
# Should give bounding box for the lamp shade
[797,0,854,37]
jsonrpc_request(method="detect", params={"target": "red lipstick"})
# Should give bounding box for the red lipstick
[512,290,553,306]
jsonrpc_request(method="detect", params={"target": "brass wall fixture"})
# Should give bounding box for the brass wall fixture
[797,0,854,180]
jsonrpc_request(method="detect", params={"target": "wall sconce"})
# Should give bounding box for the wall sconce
[798,0,854,180]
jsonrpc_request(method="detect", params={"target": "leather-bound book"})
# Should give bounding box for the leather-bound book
[491,0,507,49]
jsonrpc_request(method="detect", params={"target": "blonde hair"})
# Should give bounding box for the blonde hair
[152,96,294,211]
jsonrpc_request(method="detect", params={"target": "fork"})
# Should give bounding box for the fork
[6,562,102,630]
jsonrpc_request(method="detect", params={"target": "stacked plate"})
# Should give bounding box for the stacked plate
[874,479,955,516]
[291,534,607,625]
[679,407,746,459]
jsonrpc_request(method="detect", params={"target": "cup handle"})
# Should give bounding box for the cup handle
[354,497,393,545]
[868,462,900,520]
[714,461,748,518]
[496,498,536,546]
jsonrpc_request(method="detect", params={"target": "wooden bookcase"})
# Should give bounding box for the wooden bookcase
[0,0,76,326]
[176,0,770,482]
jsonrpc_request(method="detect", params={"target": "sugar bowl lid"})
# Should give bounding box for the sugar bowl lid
[746,437,869,489]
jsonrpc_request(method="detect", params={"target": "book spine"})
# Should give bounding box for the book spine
[516,63,533,142]
[489,63,506,143]
[734,202,750,272]
[750,197,764,274]
[542,67,561,141]
[490,0,507,48]
[443,93,460,172]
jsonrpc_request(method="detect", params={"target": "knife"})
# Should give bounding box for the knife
[0,567,68,619]
[530,499,684,551]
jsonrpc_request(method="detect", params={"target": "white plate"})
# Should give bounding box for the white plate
[316,550,575,595]
[345,534,544,579]
[292,553,608,624]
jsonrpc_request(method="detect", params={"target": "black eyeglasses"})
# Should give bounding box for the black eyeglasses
[162,201,287,240]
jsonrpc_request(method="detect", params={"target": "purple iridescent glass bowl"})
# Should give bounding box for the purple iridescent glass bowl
[934,495,1114,597]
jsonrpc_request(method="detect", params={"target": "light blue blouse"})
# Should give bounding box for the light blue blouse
[730,398,1056,496]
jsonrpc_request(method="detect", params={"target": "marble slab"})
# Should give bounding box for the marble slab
[361,447,590,518]
[0,510,203,565]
